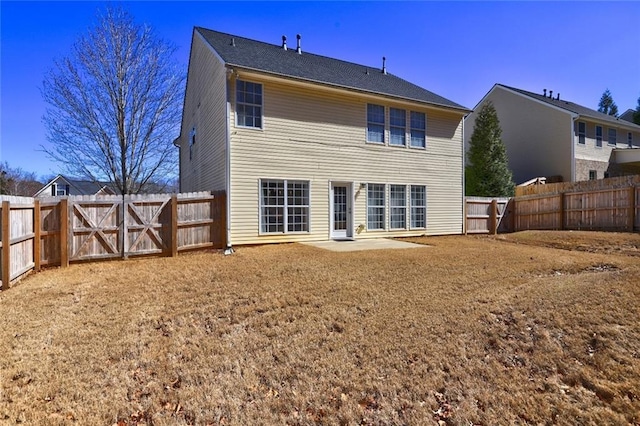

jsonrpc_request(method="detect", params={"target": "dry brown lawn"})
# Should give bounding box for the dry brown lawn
[1,231,639,425]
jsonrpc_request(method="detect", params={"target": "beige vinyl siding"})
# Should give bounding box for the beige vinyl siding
[466,87,574,184]
[228,77,464,245]
[179,33,227,192]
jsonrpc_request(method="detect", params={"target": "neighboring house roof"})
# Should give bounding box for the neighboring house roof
[619,108,636,123]
[498,84,640,131]
[196,27,469,112]
[33,174,114,197]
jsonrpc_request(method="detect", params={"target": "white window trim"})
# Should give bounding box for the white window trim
[410,185,427,230]
[366,183,386,231]
[389,184,408,230]
[577,121,586,145]
[236,79,264,130]
[595,125,602,149]
[409,111,427,149]
[258,179,310,235]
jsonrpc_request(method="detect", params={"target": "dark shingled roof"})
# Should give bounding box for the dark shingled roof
[196,27,468,112]
[500,85,640,130]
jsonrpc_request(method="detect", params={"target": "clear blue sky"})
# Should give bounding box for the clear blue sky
[2,1,639,178]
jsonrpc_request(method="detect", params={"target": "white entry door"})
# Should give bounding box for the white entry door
[330,183,352,240]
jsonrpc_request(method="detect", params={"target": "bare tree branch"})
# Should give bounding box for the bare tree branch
[41,6,184,194]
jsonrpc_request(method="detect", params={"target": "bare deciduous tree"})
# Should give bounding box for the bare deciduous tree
[0,162,43,196]
[42,7,184,195]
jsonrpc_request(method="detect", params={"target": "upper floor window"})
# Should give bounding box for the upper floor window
[410,112,426,148]
[628,132,633,148]
[367,104,385,143]
[51,183,69,196]
[577,122,586,145]
[595,126,602,148]
[389,108,406,146]
[236,80,262,128]
[608,128,617,146]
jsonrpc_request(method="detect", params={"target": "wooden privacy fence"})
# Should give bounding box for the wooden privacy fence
[0,191,225,290]
[465,197,511,234]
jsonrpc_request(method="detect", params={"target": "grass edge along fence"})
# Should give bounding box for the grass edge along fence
[0,191,225,290]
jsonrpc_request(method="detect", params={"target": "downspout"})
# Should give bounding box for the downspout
[570,114,578,182]
[461,113,467,235]
[224,73,233,255]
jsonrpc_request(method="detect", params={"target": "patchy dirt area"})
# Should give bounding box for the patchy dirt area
[1,231,639,425]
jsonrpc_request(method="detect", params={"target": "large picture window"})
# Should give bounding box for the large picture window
[410,185,426,229]
[389,108,406,146]
[410,111,426,148]
[367,104,385,143]
[260,179,309,233]
[367,183,385,230]
[236,80,262,128]
[389,185,406,229]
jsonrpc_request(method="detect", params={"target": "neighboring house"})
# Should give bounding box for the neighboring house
[465,84,640,184]
[34,174,114,197]
[177,27,469,246]
[619,108,637,124]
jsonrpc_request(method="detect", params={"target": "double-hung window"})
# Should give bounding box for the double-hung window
[577,122,586,145]
[410,112,426,148]
[410,185,426,229]
[236,80,262,128]
[52,184,69,196]
[367,183,385,230]
[389,185,406,229]
[595,126,602,148]
[389,108,406,146]
[628,132,633,148]
[260,179,309,233]
[608,128,617,146]
[367,104,385,143]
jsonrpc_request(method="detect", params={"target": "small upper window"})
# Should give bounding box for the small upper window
[577,122,586,145]
[367,104,385,143]
[410,112,426,148]
[628,132,633,148]
[236,80,262,128]
[389,108,406,146]
[52,183,69,196]
[608,128,617,146]
[588,170,597,181]
[595,126,602,148]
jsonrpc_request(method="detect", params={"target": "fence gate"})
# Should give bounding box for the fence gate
[70,200,121,261]
[125,199,171,256]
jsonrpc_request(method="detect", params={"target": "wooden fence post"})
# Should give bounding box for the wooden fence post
[2,201,11,290]
[629,186,636,232]
[489,199,498,235]
[34,200,41,271]
[559,193,565,231]
[60,198,69,268]
[171,195,178,257]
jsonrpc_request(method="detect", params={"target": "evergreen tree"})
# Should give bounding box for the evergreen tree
[634,96,640,125]
[597,89,619,116]
[466,102,515,196]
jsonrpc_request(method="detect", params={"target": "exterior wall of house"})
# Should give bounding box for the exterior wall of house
[465,87,574,185]
[179,33,228,192]
[227,74,465,245]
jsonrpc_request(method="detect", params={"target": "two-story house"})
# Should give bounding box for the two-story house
[465,84,640,184]
[178,27,469,246]
[34,174,114,197]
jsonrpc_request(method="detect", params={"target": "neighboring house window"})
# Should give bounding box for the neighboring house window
[367,104,385,143]
[595,126,602,148]
[51,183,69,196]
[389,108,406,146]
[260,179,309,234]
[189,127,196,160]
[367,183,385,230]
[628,132,633,148]
[410,111,426,148]
[389,185,406,229]
[410,185,426,229]
[236,80,262,128]
[577,122,586,145]
[608,128,617,146]
[589,170,597,180]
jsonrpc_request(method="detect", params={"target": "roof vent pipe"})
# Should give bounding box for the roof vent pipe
[543,89,547,97]
[296,34,301,54]
[282,35,287,50]
[549,90,553,99]
[230,37,235,47]
[382,56,387,74]
[556,93,560,101]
